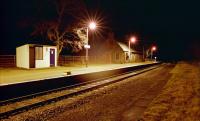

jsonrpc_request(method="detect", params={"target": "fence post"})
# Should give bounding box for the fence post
[14,55,16,66]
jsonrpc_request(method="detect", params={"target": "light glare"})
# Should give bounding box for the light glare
[89,22,96,30]
[152,46,156,51]
[130,36,137,43]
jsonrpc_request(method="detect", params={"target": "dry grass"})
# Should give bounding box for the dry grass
[141,61,200,121]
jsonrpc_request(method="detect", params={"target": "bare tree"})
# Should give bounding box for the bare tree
[31,0,87,58]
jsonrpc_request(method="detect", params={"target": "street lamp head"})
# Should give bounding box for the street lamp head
[130,36,137,43]
[88,22,96,30]
[152,46,156,51]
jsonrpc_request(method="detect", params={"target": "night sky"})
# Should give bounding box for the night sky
[1,0,200,61]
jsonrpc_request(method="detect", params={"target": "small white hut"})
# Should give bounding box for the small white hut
[16,44,57,69]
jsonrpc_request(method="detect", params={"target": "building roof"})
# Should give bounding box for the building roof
[117,42,138,53]
[17,44,56,48]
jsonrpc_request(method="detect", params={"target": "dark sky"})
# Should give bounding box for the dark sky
[86,0,200,60]
[1,0,200,60]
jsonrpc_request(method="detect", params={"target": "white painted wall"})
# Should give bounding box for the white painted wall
[35,46,57,68]
[54,47,57,67]
[16,44,29,69]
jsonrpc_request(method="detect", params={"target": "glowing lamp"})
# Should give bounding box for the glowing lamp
[152,46,156,51]
[130,36,137,43]
[89,22,96,30]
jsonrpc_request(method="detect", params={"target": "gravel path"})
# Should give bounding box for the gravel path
[2,64,174,121]
[47,64,174,121]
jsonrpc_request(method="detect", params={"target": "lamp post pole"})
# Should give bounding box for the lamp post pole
[128,40,131,62]
[85,27,89,67]
[128,36,137,62]
[83,21,96,67]
[151,46,156,60]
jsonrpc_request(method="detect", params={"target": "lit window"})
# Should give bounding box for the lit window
[35,46,43,60]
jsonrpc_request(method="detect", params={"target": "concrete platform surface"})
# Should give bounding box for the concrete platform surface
[0,62,154,86]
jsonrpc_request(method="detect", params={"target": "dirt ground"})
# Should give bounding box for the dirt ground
[1,63,173,121]
[45,64,173,121]
[3,62,199,121]
[141,61,200,121]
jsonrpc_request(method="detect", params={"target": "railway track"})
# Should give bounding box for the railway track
[0,64,162,119]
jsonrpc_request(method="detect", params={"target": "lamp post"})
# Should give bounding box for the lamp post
[154,56,157,62]
[128,36,136,62]
[84,22,96,67]
[151,46,156,60]
[84,44,90,67]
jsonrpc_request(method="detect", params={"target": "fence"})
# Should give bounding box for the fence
[59,55,112,66]
[59,56,86,66]
[0,55,16,67]
[0,55,113,68]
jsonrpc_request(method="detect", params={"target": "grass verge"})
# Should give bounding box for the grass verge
[141,61,200,121]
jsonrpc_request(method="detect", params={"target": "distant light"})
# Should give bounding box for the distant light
[130,36,137,43]
[152,46,156,51]
[89,22,96,30]
[84,44,90,49]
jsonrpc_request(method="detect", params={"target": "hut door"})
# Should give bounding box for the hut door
[50,49,55,67]
[29,47,35,68]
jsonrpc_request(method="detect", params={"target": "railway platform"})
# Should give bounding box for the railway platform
[0,62,154,86]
